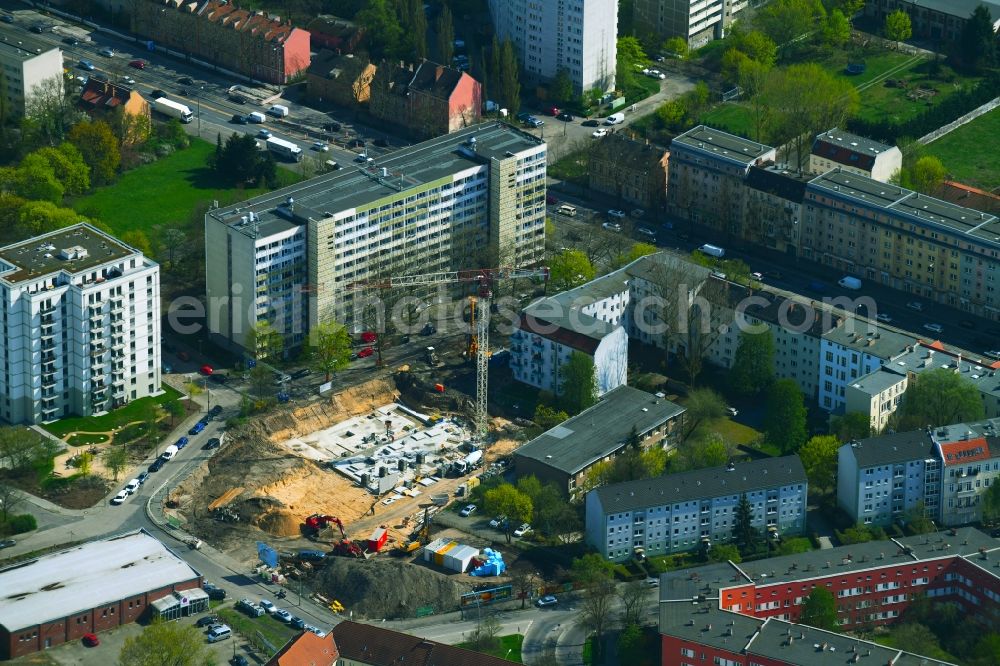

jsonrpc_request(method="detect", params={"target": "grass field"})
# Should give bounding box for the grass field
[925,107,1000,189]
[458,634,524,662]
[43,385,183,438]
[699,103,756,139]
[72,139,301,236]
[216,608,297,655]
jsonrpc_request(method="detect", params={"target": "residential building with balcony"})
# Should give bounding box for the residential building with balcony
[934,419,1000,526]
[487,0,617,95]
[633,0,752,48]
[0,224,160,424]
[206,123,546,353]
[741,165,809,254]
[844,368,909,433]
[585,456,807,562]
[0,26,63,119]
[809,128,902,182]
[512,386,685,498]
[818,321,916,413]
[864,0,1000,41]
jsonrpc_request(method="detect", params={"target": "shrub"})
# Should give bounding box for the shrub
[7,513,37,534]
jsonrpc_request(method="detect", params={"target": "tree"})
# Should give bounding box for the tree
[99,444,127,483]
[755,0,826,45]
[0,483,25,522]
[822,9,851,46]
[306,321,352,381]
[549,249,596,291]
[245,321,284,361]
[356,0,403,61]
[798,435,839,494]
[164,400,185,427]
[533,403,570,429]
[800,587,838,631]
[707,543,742,563]
[550,69,573,105]
[730,328,775,396]
[0,427,56,474]
[620,242,658,266]
[109,103,151,146]
[120,230,153,257]
[483,483,532,543]
[118,618,214,666]
[884,9,912,47]
[14,154,64,204]
[903,501,936,535]
[572,554,616,661]
[959,5,997,72]
[830,412,872,441]
[17,201,86,237]
[67,120,121,186]
[33,143,90,195]
[435,4,454,65]
[896,368,985,431]
[732,30,778,68]
[901,155,946,195]
[764,379,807,454]
[618,582,646,628]
[662,36,688,58]
[499,39,521,116]
[984,482,1000,525]
[674,431,732,471]
[561,351,597,414]
[734,492,766,557]
[404,0,428,60]
[618,623,651,664]
[682,388,727,441]
[215,133,264,185]
[509,569,539,609]
[24,75,84,147]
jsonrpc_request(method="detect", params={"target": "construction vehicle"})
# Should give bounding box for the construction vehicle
[425,346,440,365]
[394,506,433,556]
[347,266,549,439]
[303,514,337,539]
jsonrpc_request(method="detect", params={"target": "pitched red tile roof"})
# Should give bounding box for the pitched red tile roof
[79,79,135,110]
[329,621,515,666]
[939,437,991,466]
[266,630,339,666]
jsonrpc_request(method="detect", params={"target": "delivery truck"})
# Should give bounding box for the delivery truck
[268,104,289,117]
[698,244,725,258]
[838,276,862,290]
[265,136,303,162]
[152,97,193,123]
[247,111,266,123]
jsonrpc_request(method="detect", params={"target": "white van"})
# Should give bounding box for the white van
[160,444,179,461]
[698,244,725,258]
[207,625,232,642]
[557,204,577,217]
[268,104,289,118]
[604,112,625,125]
[838,276,862,290]
[247,111,266,123]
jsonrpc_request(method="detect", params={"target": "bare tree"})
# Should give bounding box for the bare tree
[509,569,539,609]
[0,483,25,522]
[618,581,647,628]
[577,577,616,660]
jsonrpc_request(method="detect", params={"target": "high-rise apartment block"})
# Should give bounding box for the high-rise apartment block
[487,0,618,95]
[0,27,64,118]
[206,123,546,352]
[0,224,161,424]
[633,0,751,48]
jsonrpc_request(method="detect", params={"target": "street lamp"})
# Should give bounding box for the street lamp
[197,85,204,135]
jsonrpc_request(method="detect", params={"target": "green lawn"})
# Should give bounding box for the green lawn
[65,433,110,446]
[43,385,183,438]
[72,139,301,236]
[457,634,524,662]
[699,103,755,138]
[925,107,1000,189]
[705,417,762,447]
[548,149,590,186]
[216,608,297,655]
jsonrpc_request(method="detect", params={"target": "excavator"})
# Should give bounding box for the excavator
[303,514,365,557]
[394,506,432,556]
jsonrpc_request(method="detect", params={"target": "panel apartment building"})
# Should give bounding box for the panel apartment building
[0,27,64,118]
[838,418,1000,527]
[585,456,807,562]
[488,0,618,95]
[633,0,752,48]
[0,224,160,424]
[206,123,546,352]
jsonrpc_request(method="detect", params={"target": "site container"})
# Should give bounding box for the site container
[442,544,479,573]
[367,527,388,552]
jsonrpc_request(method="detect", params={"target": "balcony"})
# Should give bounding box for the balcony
[41,376,57,389]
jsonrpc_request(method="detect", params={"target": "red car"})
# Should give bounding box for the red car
[545,106,559,116]
[200,365,213,375]
[128,60,146,69]
[82,633,99,647]
[360,331,377,343]
[357,347,374,358]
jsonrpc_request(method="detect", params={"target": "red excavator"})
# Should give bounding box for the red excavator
[303,514,365,557]
[303,514,337,539]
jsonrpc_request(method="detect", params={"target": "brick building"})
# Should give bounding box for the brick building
[79,79,151,144]
[130,0,310,84]
[306,50,375,106]
[370,61,482,138]
[587,134,668,211]
[305,15,364,53]
[0,529,203,660]
[660,527,1000,665]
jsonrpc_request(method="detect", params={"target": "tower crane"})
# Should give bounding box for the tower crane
[346,266,549,440]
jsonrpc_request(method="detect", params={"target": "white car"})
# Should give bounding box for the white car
[637,227,655,239]
[876,313,892,323]
[122,76,135,85]
[726,407,738,417]
[259,599,276,614]
[906,301,924,311]
[513,523,532,537]
[459,504,477,517]
[273,609,293,623]
[312,141,329,152]
[124,478,140,494]
[99,47,115,57]
[110,490,129,505]
[592,128,608,138]
[923,323,943,334]
[602,222,621,232]
[608,209,626,219]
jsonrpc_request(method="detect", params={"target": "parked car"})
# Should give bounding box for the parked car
[230,656,249,666]
[92,72,108,82]
[196,615,221,628]
[62,36,79,45]
[536,595,558,607]
[137,471,149,484]
[289,616,305,630]
[124,478,141,494]
[122,76,136,85]
[876,313,892,323]
[514,523,532,537]
[129,59,146,69]
[175,436,190,449]
[525,116,544,127]
[148,459,164,473]
[189,422,205,435]
[357,347,373,358]
[82,633,100,647]
[608,209,626,219]
[645,577,660,587]
[203,584,227,600]
[259,600,276,614]
[556,112,574,121]
[178,76,194,85]
[274,609,293,623]
[111,490,129,505]
[906,301,924,311]
[200,365,213,375]
[923,323,943,334]
[637,227,656,240]
[582,119,600,127]
[489,515,507,528]
[29,24,45,33]
[0,539,16,549]
[985,350,1000,360]
[602,222,621,232]
[631,209,646,218]
[203,437,222,450]
[459,504,477,517]
[0,15,13,24]
[726,407,739,417]
[210,405,223,416]
[591,128,608,138]
[230,114,248,124]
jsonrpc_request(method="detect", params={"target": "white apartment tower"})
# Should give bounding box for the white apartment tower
[488,0,617,95]
[633,0,751,47]
[0,27,64,118]
[0,224,161,424]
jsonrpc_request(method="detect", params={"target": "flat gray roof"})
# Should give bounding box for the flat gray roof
[849,368,906,395]
[0,26,58,61]
[841,429,937,468]
[810,169,909,208]
[0,529,201,632]
[812,128,893,157]
[822,321,915,359]
[513,386,684,475]
[888,344,1000,401]
[208,122,542,238]
[659,600,762,652]
[0,223,135,286]
[592,456,806,513]
[903,0,1000,21]
[672,125,774,165]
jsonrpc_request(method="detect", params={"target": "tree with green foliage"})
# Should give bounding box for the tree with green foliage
[895,367,985,431]
[118,618,214,666]
[619,242,658,266]
[164,400,185,427]
[734,492,764,557]
[483,483,532,543]
[984,482,1000,524]
[800,587,838,631]
[904,501,936,535]
[731,30,778,68]
[550,69,573,105]
[24,75,83,148]
[572,553,616,662]
[777,536,813,555]
[560,351,597,414]
[764,379,807,454]
[708,543,742,563]
[0,483,24,522]
[356,0,403,61]
[884,9,912,46]
[533,403,570,429]
[798,435,839,494]
[102,445,129,482]
[836,523,882,544]
[13,154,64,204]
[17,201,89,239]
[67,120,120,186]
[435,3,455,65]
[674,431,731,471]
[831,411,873,441]
[33,143,90,195]
[245,321,284,362]
[215,133,263,185]
[899,155,946,195]
[120,230,153,257]
[682,388,727,440]
[822,9,851,46]
[617,623,645,664]
[499,39,521,116]
[959,5,997,72]
[307,321,353,382]
[755,0,826,45]
[730,328,775,396]
[404,0,428,60]
[662,36,688,58]
[532,484,581,540]
[828,0,864,26]
[549,248,595,291]
[488,35,502,102]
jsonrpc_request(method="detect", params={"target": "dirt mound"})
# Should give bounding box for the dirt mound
[317,557,467,619]
[263,377,399,442]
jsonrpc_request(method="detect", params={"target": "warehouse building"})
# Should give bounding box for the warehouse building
[0,529,203,660]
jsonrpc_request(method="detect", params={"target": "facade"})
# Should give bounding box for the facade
[329,620,515,666]
[306,50,375,106]
[634,0,751,47]
[844,368,909,432]
[487,0,617,95]
[741,165,809,254]
[838,419,1000,527]
[513,386,685,497]
[206,123,546,352]
[659,527,999,665]
[864,0,1000,41]
[818,322,916,413]
[78,80,151,144]
[369,61,482,138]
[0,224,160,424]
[0,27,63,118]
[587,134,668,211]
[130,0,310,84]
[0,530,202,660]
[585,456,808,562]
[808,128,902,182]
